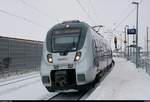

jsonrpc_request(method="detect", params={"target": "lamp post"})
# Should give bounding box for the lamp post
[124,25,129,58]
[132,1,139,68]
[146,27,149,72]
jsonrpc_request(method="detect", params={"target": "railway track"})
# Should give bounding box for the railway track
[48,61,115,100]
[0,73,39,87]
[49,91,88,100]
[0,73,40,97]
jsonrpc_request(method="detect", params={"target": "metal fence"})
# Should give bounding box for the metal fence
[114,47,150,76]
[139,55,150,76]
[127,47,150,76]
[0,36,43,79]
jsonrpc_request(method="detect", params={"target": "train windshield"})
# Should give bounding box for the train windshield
[52,29,81,52]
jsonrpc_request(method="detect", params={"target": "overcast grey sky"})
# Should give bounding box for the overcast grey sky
[0,0,149,50]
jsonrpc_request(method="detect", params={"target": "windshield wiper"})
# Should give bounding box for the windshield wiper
[71,38,76,51]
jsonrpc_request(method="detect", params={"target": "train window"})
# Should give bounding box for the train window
[99,41,101,48]
[99,41,103,50]
[96,40,99,47]
[94,39,98,48]
[97,41,99,47]
[51,28,82,52]
[103,44,107,52]
[52,34,80,52]
[93,39,96,48]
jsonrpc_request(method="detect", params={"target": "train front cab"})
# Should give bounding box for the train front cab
[40,23,97,92]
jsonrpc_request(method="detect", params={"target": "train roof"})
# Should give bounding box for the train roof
[48,20,90,31]
[48,20,103,37]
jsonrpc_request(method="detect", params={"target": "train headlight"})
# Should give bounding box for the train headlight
[74,52,81,61]
[47,54,53,63]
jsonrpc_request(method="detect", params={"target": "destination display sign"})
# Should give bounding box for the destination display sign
[53,29,81,35]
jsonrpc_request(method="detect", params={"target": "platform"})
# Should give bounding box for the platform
[87,58,150,100]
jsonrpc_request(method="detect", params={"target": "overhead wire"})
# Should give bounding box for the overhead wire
[113,2,131,27]
[19,0,58,22]
[88,0,102,24]
[75,0,97,25]
[113,0,144,30]
[113,6,136,29]
[0,9,48,29]
[109,0,145,45]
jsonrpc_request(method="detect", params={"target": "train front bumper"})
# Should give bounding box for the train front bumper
[45,80,94,92]
[41,68,95,92]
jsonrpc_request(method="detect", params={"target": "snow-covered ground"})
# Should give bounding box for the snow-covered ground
[0,72,57,100]
[0,58,150,100]
[87,58,150,100]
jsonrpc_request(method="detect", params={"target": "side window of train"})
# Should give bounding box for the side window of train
[103,43,106,55]
[96,40,99,51]
[92,39,94,47]
[92,39,96,48]
[92,39,96,56]
[95,40,98,49]
[98,41,100,49]
[106,45,109,55]
[102,43,105,58]
[99,41,102,50]
[99,41,103,56]
[106,46,109,55]
[95,40,99,54]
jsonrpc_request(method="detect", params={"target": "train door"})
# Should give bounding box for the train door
[92,39,99,70]
[105,45,108,66]
[98,40,103,71]
[101,42,105,70]
[92,39,96,59]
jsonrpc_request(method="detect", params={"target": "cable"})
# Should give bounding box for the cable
[19,0,58,22]
[88,0,102,24]
[114,7,136,29]
[113,2,131,27]
[113,0,144,30]
[75,0,95,23]
[140,0,144,4]
[75,0,97,25]
[0,9,48,29]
